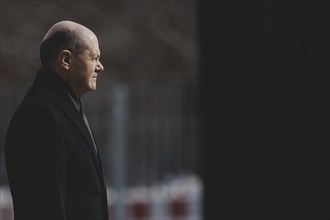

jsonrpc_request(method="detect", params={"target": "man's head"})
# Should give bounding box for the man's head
[40,20,104,98]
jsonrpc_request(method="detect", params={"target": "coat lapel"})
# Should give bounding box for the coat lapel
[47,90,103,179]
[32,68,103,180]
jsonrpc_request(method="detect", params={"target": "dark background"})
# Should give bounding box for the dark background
[199,1,329,219]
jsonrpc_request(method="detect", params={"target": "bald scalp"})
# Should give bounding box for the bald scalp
[39,21,95,67]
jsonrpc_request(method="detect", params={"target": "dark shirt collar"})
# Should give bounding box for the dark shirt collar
[67,91,83,115]
[33,67,78,100]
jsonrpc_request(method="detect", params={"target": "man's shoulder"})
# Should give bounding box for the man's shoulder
[17,86,54,112]
[11,85,65,125]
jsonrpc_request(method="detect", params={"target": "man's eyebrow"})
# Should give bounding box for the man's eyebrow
[91,53,100,58]
[95,52,101,57]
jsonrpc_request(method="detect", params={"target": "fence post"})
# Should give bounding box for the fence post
[108,83,130,220]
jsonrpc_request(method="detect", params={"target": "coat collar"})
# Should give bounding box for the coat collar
[33,67,78,100]
[33,68,103,179]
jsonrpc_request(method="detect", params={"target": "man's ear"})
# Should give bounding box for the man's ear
[58,50,72,70]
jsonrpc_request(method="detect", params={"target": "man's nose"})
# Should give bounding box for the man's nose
[96,60,104,72]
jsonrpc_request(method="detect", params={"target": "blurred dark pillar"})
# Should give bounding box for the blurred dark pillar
[198,1,329,219]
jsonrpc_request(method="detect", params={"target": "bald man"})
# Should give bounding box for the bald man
[5,21,108,220]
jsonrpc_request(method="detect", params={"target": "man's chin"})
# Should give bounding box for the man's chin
[87,82,97,91]
[89,85,97,91]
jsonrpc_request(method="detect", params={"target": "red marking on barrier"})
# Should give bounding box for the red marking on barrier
[131,200,150,220]
[1,205,13,220]
[170,196,186,218]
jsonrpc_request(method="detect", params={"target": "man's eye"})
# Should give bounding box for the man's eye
[92,56,100,61]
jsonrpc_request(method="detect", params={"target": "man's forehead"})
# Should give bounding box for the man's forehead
[89,49,101,56]
[84,44,101,56]
[86,36,100,49]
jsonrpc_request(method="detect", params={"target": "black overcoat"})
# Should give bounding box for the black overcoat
[5,68,109,220]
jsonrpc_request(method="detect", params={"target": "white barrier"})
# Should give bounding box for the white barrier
[0,187,13,220]
[118,174,203,220]
[0,174,203,220]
